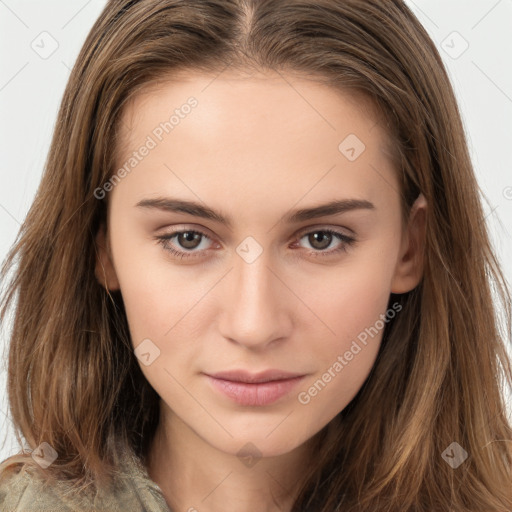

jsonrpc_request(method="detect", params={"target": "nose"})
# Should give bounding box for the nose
[217,246,293,350]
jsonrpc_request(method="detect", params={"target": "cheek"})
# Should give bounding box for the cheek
[109,221,206,344]
[113,255,208,394]
[114,263,174,343]
[292,253,396,412]
[297,250,395,351]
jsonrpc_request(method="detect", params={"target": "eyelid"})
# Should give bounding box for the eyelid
[156,223,216,237]
[294,223,354,238]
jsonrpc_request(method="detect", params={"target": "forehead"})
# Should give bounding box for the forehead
[119,68,390,148]
[112,69,399,214]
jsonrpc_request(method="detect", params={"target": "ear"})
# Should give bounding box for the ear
[390,193,427,294]
[94,221,120,291]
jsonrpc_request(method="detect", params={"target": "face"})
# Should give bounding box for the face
[95,69,425,459]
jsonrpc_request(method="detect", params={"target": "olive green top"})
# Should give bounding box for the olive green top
[0,450,172,512]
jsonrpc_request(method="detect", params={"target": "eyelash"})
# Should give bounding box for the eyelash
[155,227,356,260]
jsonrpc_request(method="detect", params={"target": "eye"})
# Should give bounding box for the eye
[156,229,214,259]
[155,226,356,260]
[295,228,356,257]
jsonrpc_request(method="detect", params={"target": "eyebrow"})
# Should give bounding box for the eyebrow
[135,197,375,229]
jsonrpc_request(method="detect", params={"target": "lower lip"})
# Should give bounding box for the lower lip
[206,375,305,406]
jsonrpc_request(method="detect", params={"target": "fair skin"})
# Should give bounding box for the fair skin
[95,68,426,512]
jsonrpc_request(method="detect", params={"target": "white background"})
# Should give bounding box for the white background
[1,0,511,462]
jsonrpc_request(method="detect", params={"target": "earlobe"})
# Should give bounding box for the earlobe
[390,193,427,294]
[94,222,120,291]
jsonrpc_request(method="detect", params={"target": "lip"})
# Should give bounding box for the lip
[208,369,305,383]
[204,369,306,406]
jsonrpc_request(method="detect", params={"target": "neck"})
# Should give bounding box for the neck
[146,407,316,512]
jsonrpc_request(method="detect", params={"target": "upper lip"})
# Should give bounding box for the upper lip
[206,369,305,383]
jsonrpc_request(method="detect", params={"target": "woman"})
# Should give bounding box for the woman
[1,0,511,510]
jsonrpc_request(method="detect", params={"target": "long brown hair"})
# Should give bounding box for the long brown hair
[1,0,511,510]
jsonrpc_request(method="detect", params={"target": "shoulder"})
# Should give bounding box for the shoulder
[0,452,171,512]
[0,464,73,511]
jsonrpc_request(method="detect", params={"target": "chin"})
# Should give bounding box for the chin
[197,422,314,460]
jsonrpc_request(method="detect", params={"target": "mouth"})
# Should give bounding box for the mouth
[203,369,307,406]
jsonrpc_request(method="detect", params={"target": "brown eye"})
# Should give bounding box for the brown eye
[307,231,333,250]
[296,228,356,257]
[177,231,203,250]
[156,229,214,259]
